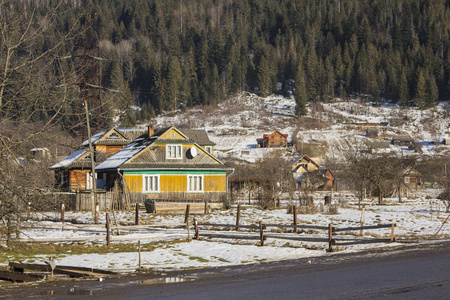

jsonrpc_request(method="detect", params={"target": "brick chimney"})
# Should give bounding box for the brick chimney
[148,125,154,137]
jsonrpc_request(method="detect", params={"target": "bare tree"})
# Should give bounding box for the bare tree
[0,1,81,241]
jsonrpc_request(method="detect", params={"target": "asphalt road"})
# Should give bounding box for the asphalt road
[2,241,450,299]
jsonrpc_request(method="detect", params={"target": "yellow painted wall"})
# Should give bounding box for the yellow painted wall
[123,174,143,192]
[124,173,226,193]
[204,175,226,192]
[160,175,187,192]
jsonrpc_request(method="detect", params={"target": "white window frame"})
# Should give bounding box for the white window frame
[143,175,160,192]
[187,175,204,192]
[404,176,410,184]
[205,146,213,154]
[166,144,183,159]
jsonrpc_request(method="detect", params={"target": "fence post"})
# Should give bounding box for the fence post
[95,202,99,224]
[360,205,365,236]
[204,201,209,214]
[328,223,333,252]
[106,212,111,246]
[138,240,142,269]
[135,203,140,225]
[259,221,264,246]
[61,203,65,224]
[390,219,396,242]
[293,205,297,233]
[27,202,31,220]
[184,204,190,224]
[194,218,199,240]
[236,204,241,231]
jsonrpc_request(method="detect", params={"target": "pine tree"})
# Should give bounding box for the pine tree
[398,69,409,107]
[295,63,308,117]
[257,55,270,97]
[167,57,182,111]
[414,69,426,109]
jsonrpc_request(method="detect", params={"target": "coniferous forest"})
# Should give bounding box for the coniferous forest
[1,0,450,128]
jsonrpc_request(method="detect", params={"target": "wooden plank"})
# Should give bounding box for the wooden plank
[264,234,329,243]
[8,262,116,276]
[334,224,396,232]
[334,238,393,246]
[0,270,45,282]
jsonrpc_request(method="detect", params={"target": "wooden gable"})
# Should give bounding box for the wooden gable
[127,143,221,166]
[159,128,187,140]
[100,128,128,141]
[290,155,320,174]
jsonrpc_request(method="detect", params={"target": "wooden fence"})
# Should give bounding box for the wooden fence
[193,220,396,251]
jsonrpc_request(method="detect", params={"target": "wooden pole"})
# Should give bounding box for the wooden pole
[293,205,298,233]
[360,206,365,236]
[194,218,199,239]
[259,221,264,246]
[135,203,140,225]
[328,223,333,252]
[390,219,395,242]
[204,200,209,214]
[61,203,65,224]
[27,202,31,220]
[138,240,142,269]
[95,202,99,224]
[236,204,241,231]
[184,204,190,224]
[106,212,110,246]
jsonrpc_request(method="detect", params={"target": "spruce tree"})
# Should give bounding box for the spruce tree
[414,69,426,109]
[295,63,308,117]
[257,55,270,97]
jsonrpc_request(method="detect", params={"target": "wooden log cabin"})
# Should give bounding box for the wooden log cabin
[257,131,288,148]
[95,126,232,202]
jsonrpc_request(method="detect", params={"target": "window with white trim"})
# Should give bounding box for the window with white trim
[187,175,203,192]
[404,176,410,184]
[143,175,159,192]
[166,144,182,159]
[205,146,213,154]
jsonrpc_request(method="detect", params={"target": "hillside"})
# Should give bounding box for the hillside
[151,93,450,164]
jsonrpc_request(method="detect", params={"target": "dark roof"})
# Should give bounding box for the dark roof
[180,129,215,145]
[118,128,147,141]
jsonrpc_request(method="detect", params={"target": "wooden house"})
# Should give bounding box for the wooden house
[288,154,320,180]
[50,127,147,191]
[257,131,288,148]
[95,126,232,202]
[445,131,450,145]
[366,128,379,138]
[296,169,335,190]
[391,135,413,146]
[399,166,423,190]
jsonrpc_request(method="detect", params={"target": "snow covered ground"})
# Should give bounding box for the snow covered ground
[1,189,448,274]
[2,93,449,278]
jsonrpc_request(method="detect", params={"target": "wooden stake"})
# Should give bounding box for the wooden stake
[95,202,99,224]
[194,218,199,239]
[293,205,298,233]
[184,204,190,224]
[135,203,140,225]
[390,219,395,242]
[236,204,241,231]
[106,212,111,246]
[328,223,333,252]
[138,240,142,269]
[61,203,65,224]
[360,206,365,236]
[259,221,264,246]
[27,202,31,220]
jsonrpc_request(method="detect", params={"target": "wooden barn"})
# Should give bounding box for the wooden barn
[257,131,288,148]
[95,126,232,203]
